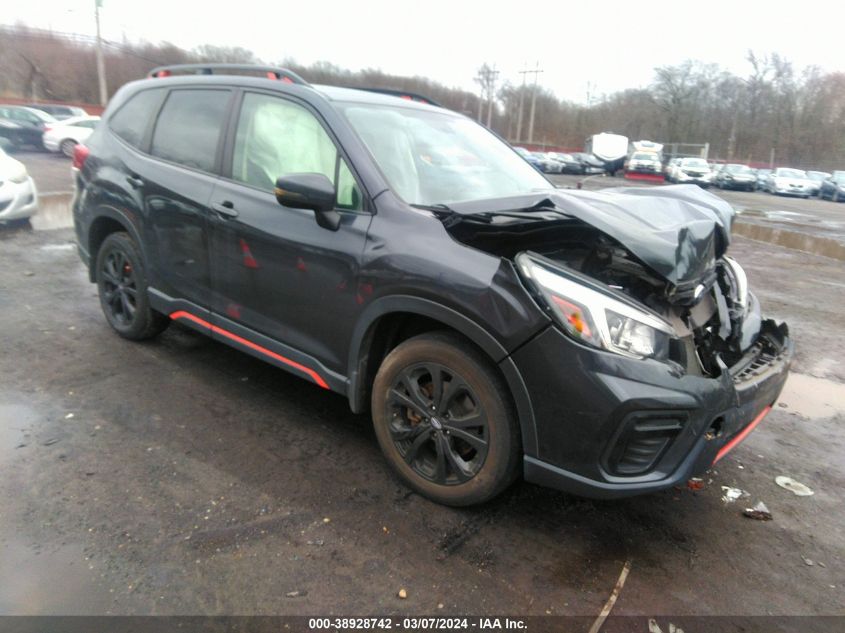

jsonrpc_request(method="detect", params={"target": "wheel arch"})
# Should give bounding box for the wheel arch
[86,206,146,282]
[347,295,539,457]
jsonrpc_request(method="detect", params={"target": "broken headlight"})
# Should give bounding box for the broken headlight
[517,254,674,360]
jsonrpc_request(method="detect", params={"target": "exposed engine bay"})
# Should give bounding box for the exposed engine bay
[435,186,784,378]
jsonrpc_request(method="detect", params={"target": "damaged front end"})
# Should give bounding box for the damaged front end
[440,185,786,381]
[436,185,793,496]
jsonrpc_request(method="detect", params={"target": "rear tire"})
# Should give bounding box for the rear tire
[95,232,169,340]
[371,332,521,506]
[60,139,77,157]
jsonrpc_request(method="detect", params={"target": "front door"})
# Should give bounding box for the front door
[208,91,371,380]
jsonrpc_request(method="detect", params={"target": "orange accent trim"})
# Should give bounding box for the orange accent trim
[169,310,329,389]
[713,405,771,464]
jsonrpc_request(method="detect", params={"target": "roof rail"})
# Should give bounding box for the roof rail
[148,64,308,85]
[357,87,442,107]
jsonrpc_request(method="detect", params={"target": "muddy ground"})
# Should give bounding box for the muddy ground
[0,214,843,619]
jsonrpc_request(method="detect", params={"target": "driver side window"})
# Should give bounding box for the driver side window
[231,93,362,211]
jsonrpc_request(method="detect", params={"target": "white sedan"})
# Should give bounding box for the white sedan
[43,115,100,157]
[0,146,38,223]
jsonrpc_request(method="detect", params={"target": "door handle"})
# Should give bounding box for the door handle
[212,201,239,218]
[126,175,144,188]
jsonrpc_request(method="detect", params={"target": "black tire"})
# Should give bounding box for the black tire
[59,139,76,157]
[371,332,521,506]
[95,232,169,340]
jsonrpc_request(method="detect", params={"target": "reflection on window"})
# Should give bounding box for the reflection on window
[232,93,362,211]
[151,90,229,172]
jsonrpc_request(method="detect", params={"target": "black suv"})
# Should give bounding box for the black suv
[73,64,793,506]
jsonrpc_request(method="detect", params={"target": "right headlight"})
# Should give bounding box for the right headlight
[517,254,675,360]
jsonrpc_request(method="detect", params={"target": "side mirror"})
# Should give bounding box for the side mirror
[274,173,341,231]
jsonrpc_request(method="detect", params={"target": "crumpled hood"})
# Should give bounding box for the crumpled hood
[448,184,735,289]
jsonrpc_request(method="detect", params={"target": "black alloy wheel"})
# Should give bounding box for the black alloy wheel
[372,332,520,506]
[387,362,489,485]
[95,232,169,340]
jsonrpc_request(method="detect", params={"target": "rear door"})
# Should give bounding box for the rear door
[137,88,233,308]
[207,90,371,383]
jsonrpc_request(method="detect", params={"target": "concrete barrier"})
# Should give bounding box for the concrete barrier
[733,220,845,262]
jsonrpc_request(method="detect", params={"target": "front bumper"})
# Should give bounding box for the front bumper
[514,320,792,498]
[0,176,38,221]
[676,173,711,186]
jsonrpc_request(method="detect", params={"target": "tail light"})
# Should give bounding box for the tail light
[43,125,53,132]
[72,144,90,170]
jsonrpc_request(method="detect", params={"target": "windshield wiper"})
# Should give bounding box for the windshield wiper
[413,202,573,228]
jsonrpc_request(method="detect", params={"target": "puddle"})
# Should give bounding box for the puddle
[0,403,35,465]
[0,535,114,614]
[39,243,75,252]
[29,193,73,231]
[777,373,845,419]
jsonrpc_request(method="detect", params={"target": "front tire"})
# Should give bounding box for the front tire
[96,232,169,340]
[371,332,521,506]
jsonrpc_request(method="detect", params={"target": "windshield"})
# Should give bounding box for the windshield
[776,168,807,179]
[341,104,550,205]
[726,164,752,174]
[681,158,708,168]
[632,153,656,161]
[834,174,845,184]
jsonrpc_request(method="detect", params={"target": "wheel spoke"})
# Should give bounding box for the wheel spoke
[123,286,137,298]
[403,430,430,466]
[424,364,444,411]
[439,434,473,482]
[389,388,429,421]
[101,270,120,286]
[390,421,429,442]
[444,409,486,429]
[120,292,135,318]
[400,373,433,412]
[438,375,468,412]
[432,434,448,483]
[443,426,487,452]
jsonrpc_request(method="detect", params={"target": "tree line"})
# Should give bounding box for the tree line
[2,24,843,169]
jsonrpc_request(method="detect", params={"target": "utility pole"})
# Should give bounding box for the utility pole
[486,65,499,128]
[516,64,528,143]
[525,62,543,144]
[95,0,108,106]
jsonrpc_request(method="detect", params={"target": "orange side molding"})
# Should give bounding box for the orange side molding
[170,310,329,389]
[713,405,772,464]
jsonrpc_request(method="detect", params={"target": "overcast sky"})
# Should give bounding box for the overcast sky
[7,0,845,102]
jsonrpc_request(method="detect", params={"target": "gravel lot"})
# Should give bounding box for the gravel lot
[1,152,843,621]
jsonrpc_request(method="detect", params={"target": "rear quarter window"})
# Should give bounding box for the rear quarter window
[150,89,230,173]
[109,88,166,149]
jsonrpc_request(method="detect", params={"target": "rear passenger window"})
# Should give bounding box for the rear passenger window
[151,90,230,173]
[109,88,165,148]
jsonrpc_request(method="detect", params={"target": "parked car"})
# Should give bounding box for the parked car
[43,115,100,157]
[764,168,811,198]
[0,145,38,223]
[664,157,681,181]
[754,168,772,190]
[547,152,583,174]
[668,157,712,187]
[713,164,757,191]
[26,103,89,121]
[0,105,58,150]
[571,152,605,174]
[513,146,543,172]
[805,171,831,197]
[625,151,662,174]
[532,152,560,174]
[72,63,792,506]
[818,172,845,201]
